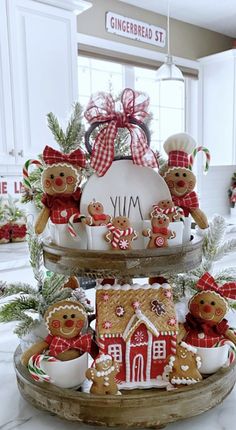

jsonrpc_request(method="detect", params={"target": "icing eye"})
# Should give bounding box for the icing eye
[50,174,54,179]
[183,173,187,177]
[200,299,204,305]
[175,172,180,177]
[211,301,216,306]
[167,201,170,204]
[71,314,76,318]
[59,172,65,177]
[63,314,68,319]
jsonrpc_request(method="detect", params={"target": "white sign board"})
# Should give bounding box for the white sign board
[105,11,166,48]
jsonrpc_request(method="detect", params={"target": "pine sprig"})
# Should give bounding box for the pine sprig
[2,283,37,297]
[47,112,66,146]
[14,316,40,338]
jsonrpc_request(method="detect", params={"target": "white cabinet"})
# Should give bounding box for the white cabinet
[199,49,236,166]
[0,0,91,172]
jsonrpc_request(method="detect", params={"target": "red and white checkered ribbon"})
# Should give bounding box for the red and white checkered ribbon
[197,272,236,300]
[106,222,135,248]
[84,88,158,176]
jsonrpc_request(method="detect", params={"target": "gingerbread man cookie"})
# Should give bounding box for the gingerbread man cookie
[86,354,120,395]
[151,199,184,222]
[85,201,111,226]
[105,216,138,250]
[142,214,175,248]
[21,300,95,366]
[166,342,202,387]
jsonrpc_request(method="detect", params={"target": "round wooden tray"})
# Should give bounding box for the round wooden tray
[14,346,236,429]
[43,236,203,278]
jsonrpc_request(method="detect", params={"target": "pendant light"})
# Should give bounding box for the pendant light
[156,0,184,82]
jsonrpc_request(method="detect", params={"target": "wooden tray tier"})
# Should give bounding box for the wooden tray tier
[14,346,236,429]
[43,236,203,278]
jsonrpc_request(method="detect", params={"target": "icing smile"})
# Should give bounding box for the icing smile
[173,186,188,196]
[52,184,68,193]
[60,326,76,336]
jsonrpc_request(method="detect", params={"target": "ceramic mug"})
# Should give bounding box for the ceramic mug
[196,345,229,374]
[86,225,110,250]
[41,352,88,388]
[49,220,87,249]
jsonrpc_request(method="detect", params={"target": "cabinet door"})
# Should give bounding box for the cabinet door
[201,54,235,165]
[0,1,15,167]
[6,0,78,163]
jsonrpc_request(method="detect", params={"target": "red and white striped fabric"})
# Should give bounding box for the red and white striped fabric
[84,88,158,176]
[106,222,135,249]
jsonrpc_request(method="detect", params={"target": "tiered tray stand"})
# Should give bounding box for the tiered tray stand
[14,236,236,428]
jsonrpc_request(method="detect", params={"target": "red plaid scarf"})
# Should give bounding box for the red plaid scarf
[196,272,236,299]
[45,333,92,357]
[43,146,86,168]
[184,313,229,337]
[106,222,134,248]
[84,88,158,176]
[172,191,199,216]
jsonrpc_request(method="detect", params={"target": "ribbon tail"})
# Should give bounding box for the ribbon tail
[91,122,116,176]
[129,126,158,168]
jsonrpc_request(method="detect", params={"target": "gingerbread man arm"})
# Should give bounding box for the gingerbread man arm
[130,231,138,241]
[105,231,112,243]
[177,323,187,343]
[225,328,236,345]
[86,367,97,381]
[21,340,49,366]
[142,229,151,238]
[190,208,208,229]
[35,207,50,234]
[168,230,176,240]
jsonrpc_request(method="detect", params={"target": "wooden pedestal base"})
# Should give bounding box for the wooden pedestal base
[14,346,236,428]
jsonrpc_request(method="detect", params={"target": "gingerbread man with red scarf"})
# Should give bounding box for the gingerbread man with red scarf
[35,145,86,234]
[160,133,209,229]
[179,273,236,347]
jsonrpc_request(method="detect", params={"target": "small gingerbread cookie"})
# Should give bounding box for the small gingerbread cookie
[142,214,175,248]
[151,199,184,222]
[85,201,111,226]
[86,354,120,395]
[166,342,202,387]
[105,217,138,250]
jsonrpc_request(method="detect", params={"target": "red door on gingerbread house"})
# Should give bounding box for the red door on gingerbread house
[127,323,152,383]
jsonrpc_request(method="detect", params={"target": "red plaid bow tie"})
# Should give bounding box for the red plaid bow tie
[84,88,158,176]
[152,226,169,235]
[172,191,199,214]
[196,272,236,299]
[49,333,92,357]
[43,146,86,168]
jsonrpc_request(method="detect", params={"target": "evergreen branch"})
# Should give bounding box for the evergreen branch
[2,283,37,297]
[14,316,40,338]
[65,102,84,153]
[214,238,236,261]
[47,112,66,146]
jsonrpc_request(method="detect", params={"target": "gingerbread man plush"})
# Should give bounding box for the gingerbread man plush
[21,300,97,366]
[166,342,202,387]
[179,273,236,347]
[85,201,111,226]
[142,214,175,248]
[35,145,86,234]
[86,354,120,395]
[160,133,209,229]
[105,216,137,250]
[151,199,184,222]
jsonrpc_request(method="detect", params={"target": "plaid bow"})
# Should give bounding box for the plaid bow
[47,333,92,357]
[84,88,158,176]
[172,191,199,216]
[43,146,86,168]
[196,272,236,300]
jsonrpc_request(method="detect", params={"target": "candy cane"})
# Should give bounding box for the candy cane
[215,338,236,366]
[68,212,86,238]
[189,146,210,173]
[28,354,57,382]
[22,159,43,189]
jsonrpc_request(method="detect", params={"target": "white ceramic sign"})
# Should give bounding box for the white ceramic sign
[80,160,172,249]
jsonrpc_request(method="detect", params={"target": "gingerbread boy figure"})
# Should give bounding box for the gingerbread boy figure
[86,353,120,395]
[142,214,175,248]
[160,133,209,229]
[105,216,138,250]
[85,200,111,226]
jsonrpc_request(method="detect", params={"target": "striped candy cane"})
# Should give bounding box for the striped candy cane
[188,146,211,173]
[68,212,86,238]
[28,354,57,383]
[22,159,43,189]
[215,338,236,366]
